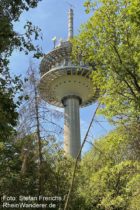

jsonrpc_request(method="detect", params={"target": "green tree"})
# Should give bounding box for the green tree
[0,0,42,141]
[78,127,140,210]
[0,75,23,140]
[0,0,42,62]
[71,2,140,207]
[0,132,76,209]
[72,0,140,124]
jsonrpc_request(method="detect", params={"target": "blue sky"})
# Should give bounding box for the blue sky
[9,0,114,153]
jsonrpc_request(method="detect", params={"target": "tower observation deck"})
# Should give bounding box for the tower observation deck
[39,9,98,158]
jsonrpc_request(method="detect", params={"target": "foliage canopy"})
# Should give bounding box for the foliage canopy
[72,0,140,124]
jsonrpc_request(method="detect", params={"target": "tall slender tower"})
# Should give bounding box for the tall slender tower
[39,9,98,158]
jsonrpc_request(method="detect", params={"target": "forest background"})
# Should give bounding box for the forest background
[0,0,140,210]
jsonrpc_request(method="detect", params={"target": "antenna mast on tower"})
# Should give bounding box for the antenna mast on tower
[65,1,74,40]
[68,8,74,40]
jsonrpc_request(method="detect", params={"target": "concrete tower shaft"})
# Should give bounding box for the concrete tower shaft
[62,96,81,158]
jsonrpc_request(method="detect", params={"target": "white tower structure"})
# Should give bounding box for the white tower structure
[39,9,98,158]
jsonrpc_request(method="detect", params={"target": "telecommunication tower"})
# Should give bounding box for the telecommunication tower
[39,9,98,158]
